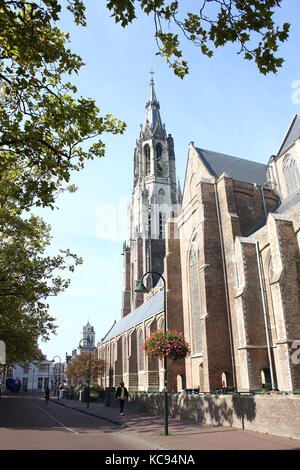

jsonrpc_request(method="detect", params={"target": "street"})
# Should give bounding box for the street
[0,393,300,450]
[0,394,154,450]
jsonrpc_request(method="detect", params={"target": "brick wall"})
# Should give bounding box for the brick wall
[106,390,300,440]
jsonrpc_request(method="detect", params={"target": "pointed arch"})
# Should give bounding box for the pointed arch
[137,328,144,371]
[188,233,202,355]
[123,335,128,374]
[283,154,300,195]
[158,188,165,205]
[144,144,151,175]
[155,143,163,176]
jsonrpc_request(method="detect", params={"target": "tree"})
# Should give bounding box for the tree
[0,0,125,211]
[0,1,125,363]
[66,352,105,384]
[107,0,290,78]
[0,210,82,364]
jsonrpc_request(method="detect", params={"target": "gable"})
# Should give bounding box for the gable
[181,143,213,208]
[277,114,300,157]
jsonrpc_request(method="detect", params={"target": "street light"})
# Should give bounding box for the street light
[52,356,61,400]
[135,271,168,436]
[78,337,92,409]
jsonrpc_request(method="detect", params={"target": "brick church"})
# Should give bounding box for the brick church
[97,79,300,394]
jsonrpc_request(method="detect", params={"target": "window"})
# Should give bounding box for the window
[123,337,128,373]
[144,144,150,175]
[137,330,144,371]
[158,188,165,205]
[189,236,202,354]
[283,154,300,195]
[159,212,165,239]
[155,143,163,176]
[148,213,151,237]
[38,377,43,389]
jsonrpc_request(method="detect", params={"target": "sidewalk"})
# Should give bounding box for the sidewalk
[51,397,300,450]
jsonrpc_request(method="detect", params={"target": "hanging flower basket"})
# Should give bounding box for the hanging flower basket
[144,330,191,362]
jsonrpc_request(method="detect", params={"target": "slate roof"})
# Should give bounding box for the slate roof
[277,114,300,157]
[196,148,267,186]
[100,290,164,344]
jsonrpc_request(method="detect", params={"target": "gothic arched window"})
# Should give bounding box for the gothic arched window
[156,143,163,176]
[137,329,144,371]
[144,144,150,175]
[123,337,128,373]
[283,154,300,195]
[189,235,202,354]
[158,188,165,205]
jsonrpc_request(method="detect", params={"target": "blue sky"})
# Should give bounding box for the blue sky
[39,0,300,361]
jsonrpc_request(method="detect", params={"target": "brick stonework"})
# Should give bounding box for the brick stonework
[99,122,300,398]
[107,391,300,440]
[177,142,299,393]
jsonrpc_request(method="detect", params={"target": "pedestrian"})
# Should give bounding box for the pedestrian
[115,381,128,416]
[45,385,50,402]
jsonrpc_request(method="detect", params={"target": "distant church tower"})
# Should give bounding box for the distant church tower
[79,322,96,353]
[121,75,182,317]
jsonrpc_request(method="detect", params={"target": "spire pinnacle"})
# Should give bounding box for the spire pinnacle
[149,67,154,82]
[144,71,163,136]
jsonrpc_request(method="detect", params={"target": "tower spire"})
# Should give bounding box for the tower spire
[144,71,163,136]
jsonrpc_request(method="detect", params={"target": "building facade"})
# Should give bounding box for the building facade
[98,77,300,394]
[179,116,300,393]
[9,358,55,392]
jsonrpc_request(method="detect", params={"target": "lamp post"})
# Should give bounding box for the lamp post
[32,367,35,392]
[135,271,168,436]
[79,337,92,409]
[47,363,50,390]
[52,356,61,400]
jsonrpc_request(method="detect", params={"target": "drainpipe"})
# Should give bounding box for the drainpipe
[214,182,237,391]
[255,240,276,390]
[261,186,268,220]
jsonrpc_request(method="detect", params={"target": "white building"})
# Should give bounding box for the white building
[11,358,58,392]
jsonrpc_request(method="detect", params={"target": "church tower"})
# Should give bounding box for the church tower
[78,322,96,353]
[121,75,181,317]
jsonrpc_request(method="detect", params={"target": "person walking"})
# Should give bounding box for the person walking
[45,385,50,403]
[115,381,128,416]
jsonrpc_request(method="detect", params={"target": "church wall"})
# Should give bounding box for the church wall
[212,176,243,390]
[266,213,300,390]
[272,141,300,200]
[234,238,269,390]
[200,182,233,391]
[114,337,123,387]
[164,220,186,392]
[145,318,160,390]
[179,176,233,392]
[128,329,138,389]
[233,181,278,235]
[215,175,283,391]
